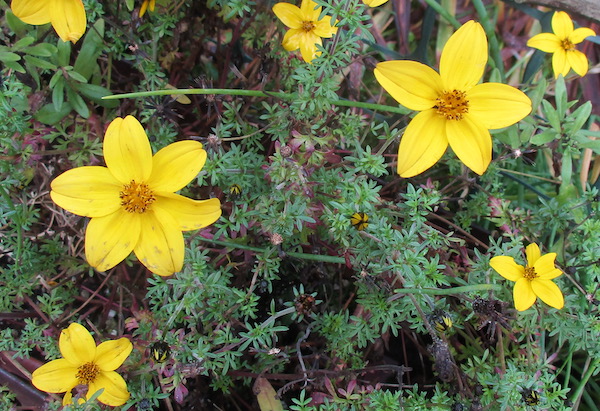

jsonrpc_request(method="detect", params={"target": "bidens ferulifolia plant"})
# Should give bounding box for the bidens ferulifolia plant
[0,0,599,410]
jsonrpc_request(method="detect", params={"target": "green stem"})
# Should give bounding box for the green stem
[388,283,503,302]
[421,0,461,28]
[103,88,410,115]
[472,0,505,81]
[200,237,347,264]
[571,356,600,407]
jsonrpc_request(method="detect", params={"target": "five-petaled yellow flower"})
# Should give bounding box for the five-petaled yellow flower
[140,0,156,17]
[11,0,87,43]
[527,11,596,78]
[31,323,133,406]
[272,0,338,63]
[374,20,532,177]
[50,116,222,276]
[490,243,564,311]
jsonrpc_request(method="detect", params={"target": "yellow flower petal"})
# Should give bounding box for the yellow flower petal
[468,82,532,130]
[103,116,153,184]
[31,358,78,393]
[526,32,561,53]
[513,278,537,311]
[300,0,320,20]
[140,0,155,17]
[148,141,207,192]
[552,11,573,40]
[397,110,448,177]
[490,256,525,282]
[49,0,86,43]
[134,210,184,276]
[374,61,441,111]
[282,29,302,52]
[525,243,541,266]
[300,32,320,63]
[85,210,140,272]
[88,371,130,406]
[272,2,302,29]
[533,252,562,279]
[313,18,337,38]
[567,50,589,77]
[363,0,390,6]
[59,323,96,366]
[155,194,222,231]
[50,166,121,218]
[569,27,596,44]
[446,115,491,175]
[63,392,73,406]
[439,20,487,91]
[140,0,148,17]
[95,338,133,372]
[11,0,50,25]
[552,48,570,78]
[531,279,564,309]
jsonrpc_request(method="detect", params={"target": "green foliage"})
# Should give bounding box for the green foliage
[1,0,600,409]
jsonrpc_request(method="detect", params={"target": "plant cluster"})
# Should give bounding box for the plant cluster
[0,0,599,410]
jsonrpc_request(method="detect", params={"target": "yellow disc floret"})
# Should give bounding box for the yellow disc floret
[119,180,156,213]
[434,90,469,121]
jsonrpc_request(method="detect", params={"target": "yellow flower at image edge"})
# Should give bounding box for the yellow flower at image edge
[272,0,337,63]
[363,0,390,6]
[374,20,532,177]
[527,11,596,78]
[50,116,222,276]
[31,323,132,406]
[11,0,87,43]
[140,0,156,17]
[490,243,564,311]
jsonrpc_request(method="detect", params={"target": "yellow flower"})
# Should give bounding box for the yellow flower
[140,0,156,17]
[490,243,564,311]
[272,0,338,63]
[11,0,87,43]
[350,212,369,231]
[31,323,132,406]
[374,20,532,177]
[50,116,222,276]
[527,11,596,78]
[363,0,389,6]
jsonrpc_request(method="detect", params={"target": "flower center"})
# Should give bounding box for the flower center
[119,180,156,213]
[76,362,99,385]
[524,266,537,280]
[561,39,575,51]
[302,21,316,32]
[434,90,469,120]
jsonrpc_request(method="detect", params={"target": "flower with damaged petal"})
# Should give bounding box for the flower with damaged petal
[31,323,132,406]
[50,115,222,276]
[374,20,532,177]
[490,243,564,311]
